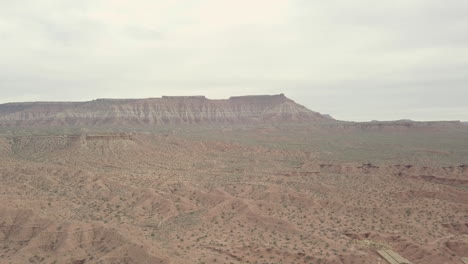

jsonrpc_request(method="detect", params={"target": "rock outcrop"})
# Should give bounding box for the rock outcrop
[0,94,328,127]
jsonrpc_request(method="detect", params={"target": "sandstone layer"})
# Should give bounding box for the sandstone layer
[0,94,328,127]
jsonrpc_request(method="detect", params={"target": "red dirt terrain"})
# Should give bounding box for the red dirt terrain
[0,95,467,264]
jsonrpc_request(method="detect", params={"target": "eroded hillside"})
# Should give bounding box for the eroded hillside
[0,130,467,264]
[0,94,329,128]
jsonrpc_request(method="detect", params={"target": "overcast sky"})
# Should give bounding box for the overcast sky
[1,0,467,121]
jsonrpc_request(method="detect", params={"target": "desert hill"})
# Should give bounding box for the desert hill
[0,130,467,264]
[0,94,329,128]
[0,94,463,134]
[0,95,467,264]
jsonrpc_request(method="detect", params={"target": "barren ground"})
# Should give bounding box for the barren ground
[0,125,467,264]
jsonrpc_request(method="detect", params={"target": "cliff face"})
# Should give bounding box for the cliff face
[0,94,328,127]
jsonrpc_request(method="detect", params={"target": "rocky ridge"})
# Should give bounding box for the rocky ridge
[0,94,327,127]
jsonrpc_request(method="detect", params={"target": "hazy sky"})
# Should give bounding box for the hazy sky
[1,0,467,121]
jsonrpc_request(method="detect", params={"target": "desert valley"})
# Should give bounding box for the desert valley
[0,94,467,264]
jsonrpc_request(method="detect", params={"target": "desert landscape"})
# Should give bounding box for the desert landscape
[0,95,467,264]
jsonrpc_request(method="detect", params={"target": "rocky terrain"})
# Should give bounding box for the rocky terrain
[0,95,467,264]
[1,94,463,136]
[0,94,328,128]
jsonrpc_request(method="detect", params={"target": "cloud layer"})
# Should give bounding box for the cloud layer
[1,0,467,121]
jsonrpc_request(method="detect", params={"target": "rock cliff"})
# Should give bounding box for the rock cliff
[0,94,328,127]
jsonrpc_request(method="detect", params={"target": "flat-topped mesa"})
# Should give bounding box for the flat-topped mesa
[162,96,207,100]
[229,93,287,100]
[228,94,292,107]
[0,94,329,128]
